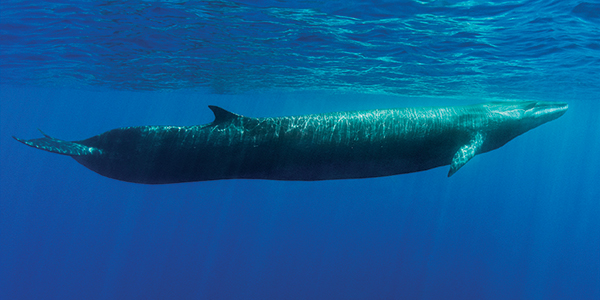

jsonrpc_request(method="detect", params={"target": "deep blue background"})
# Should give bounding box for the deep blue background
[1,0,600,299]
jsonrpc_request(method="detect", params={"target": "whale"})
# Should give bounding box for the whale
[14,101,567,184]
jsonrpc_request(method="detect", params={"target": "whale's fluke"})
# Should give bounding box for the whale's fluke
[13,131,101,156]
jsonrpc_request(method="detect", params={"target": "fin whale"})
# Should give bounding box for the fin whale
[14,101,568,184]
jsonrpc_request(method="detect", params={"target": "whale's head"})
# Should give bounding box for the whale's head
[491,100,567,126]
[523,101,568,123]
[480,101,568,150]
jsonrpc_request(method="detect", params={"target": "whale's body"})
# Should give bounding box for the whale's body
[14,101,567,184]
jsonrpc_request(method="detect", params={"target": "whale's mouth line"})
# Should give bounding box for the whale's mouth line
[531,102,568,118]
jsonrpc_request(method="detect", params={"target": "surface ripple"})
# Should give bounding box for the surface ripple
[0,0,598,100]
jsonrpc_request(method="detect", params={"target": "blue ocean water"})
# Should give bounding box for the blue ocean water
[1,1,599,299]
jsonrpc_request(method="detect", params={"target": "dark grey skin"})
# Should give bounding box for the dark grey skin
[14,101,567,184]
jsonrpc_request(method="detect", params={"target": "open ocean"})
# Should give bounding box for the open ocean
[1,1,599,299]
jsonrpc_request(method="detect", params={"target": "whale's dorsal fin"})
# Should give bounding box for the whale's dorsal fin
[448,132,485,177]
[208,105,241,124]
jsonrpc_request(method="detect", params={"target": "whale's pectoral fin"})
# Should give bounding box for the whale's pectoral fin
[448,132,485,177]
[13,130,101,156]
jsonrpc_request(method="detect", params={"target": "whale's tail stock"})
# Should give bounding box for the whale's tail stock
[13,130,101,156]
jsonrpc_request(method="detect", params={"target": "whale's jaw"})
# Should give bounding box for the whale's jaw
[529,101,568,122]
